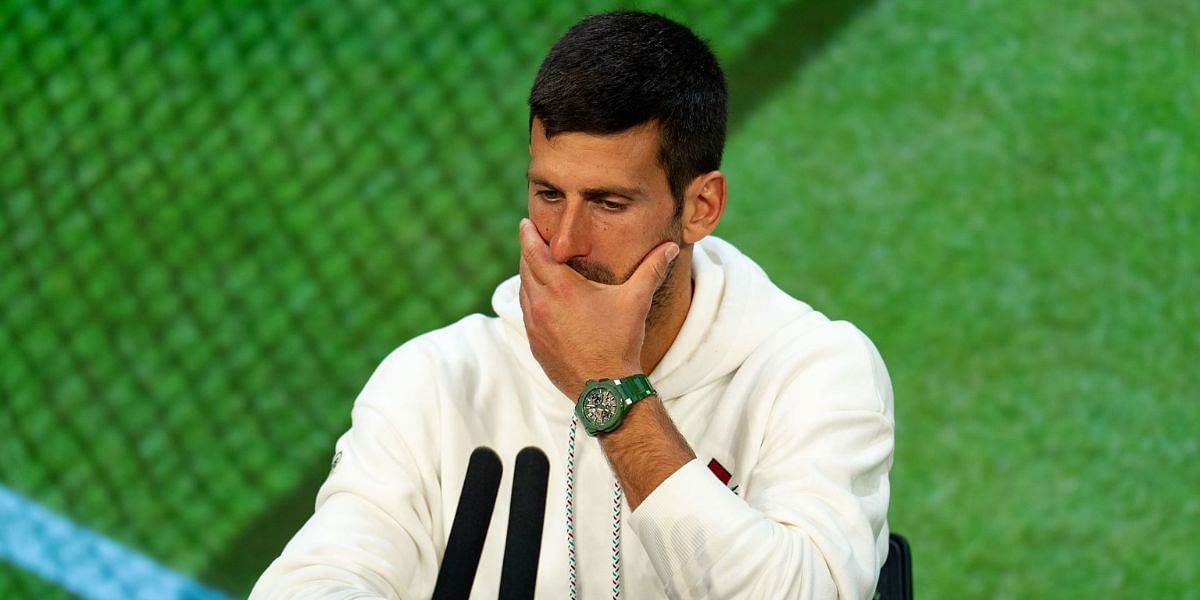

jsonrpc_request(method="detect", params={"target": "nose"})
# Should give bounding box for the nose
[548,200,591,264]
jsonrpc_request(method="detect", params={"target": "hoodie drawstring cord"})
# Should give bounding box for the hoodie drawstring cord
[566,416,623,599]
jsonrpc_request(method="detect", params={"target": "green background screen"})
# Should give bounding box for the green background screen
[1,0,1196,597]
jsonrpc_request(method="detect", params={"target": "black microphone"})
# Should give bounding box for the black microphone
[432,446,503,600]
[498,447,550,600]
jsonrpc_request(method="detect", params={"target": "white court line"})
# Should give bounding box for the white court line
[0,484,227,599]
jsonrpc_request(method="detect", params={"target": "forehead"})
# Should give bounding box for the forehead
[527,118,667,192]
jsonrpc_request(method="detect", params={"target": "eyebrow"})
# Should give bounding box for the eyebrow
[527,174,645,202]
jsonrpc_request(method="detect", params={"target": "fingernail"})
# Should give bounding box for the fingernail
[666,244,679,261]
[519,218,529,231]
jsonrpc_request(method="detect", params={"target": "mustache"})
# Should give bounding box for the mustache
[565,258,622,285]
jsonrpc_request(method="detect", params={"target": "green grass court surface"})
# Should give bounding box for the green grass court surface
[1,0,1196,597]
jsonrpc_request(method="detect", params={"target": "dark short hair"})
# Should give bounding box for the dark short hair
[528,11,727,208]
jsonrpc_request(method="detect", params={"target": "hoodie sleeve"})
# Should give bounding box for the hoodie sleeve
[249,342,444,600]
[628,322,894,599]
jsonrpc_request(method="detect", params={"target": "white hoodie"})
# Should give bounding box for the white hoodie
[251,236,894,599]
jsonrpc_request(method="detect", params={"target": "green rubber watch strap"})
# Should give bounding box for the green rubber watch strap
[613,374,655,404]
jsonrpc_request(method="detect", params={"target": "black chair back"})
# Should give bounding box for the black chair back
[875,533,912,600]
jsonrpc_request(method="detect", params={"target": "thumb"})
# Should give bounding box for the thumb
[627,241,680,295]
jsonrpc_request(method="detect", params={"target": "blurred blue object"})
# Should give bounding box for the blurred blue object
[0,485,226,600]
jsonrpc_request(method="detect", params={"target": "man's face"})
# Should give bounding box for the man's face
[526,118,681,289]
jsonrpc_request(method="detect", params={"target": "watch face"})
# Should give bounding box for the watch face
[584,387,620,429]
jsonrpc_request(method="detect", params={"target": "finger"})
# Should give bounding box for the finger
[626,241,680,295]
[518,218,555,284]
[518,276,533,325]
[519,254,543,288]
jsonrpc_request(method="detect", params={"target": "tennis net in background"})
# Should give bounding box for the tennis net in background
[0,0,796,596]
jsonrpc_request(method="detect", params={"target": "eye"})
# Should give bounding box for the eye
[595,199,625,211]
[535,188,563,202]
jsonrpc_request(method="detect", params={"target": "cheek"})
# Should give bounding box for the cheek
[526,202,555,242]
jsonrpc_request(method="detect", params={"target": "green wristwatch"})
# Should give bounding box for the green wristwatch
[575,374,657,436]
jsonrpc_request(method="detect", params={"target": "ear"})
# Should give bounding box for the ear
[680,171,727,244]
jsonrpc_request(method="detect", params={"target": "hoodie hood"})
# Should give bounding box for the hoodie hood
[492,236,813,400]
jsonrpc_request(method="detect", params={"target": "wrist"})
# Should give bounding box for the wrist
[571,363,641,396]
[584,361,643,381]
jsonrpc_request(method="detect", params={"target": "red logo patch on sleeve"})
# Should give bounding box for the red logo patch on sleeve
[707,458,732,486]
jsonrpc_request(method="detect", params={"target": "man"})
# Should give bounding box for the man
[253,11,893,599]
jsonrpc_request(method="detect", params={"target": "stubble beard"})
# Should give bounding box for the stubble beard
[565,217,683,331]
